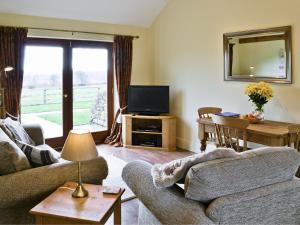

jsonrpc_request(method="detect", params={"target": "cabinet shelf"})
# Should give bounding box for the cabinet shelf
[132,131,163,135]
[122,114,176,151]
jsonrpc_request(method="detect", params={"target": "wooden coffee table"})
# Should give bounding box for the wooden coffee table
[30,182,125,225]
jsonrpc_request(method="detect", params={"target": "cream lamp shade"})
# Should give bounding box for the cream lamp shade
[61,130,98,162]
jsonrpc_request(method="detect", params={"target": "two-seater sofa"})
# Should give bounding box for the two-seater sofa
[123,147,300,225]
[0,124,108,224]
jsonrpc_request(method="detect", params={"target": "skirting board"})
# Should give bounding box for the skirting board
[176,137,216,152]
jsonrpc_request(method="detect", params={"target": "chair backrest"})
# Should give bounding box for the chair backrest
[198,107,222,144]
[185,146,300,202]
[212,115,249,151]
[198,107,222,118]
[287,127,300,177]
[287,126,300,151]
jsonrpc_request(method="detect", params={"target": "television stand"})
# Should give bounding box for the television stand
[122,114,176,151]
[133,112,160,116]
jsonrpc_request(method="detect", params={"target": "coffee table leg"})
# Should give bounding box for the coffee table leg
[114,198,121,225]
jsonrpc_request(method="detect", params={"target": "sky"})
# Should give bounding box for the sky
[24,46,108,74]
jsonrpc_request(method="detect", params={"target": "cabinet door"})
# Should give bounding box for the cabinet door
[122,116,132,146]
[162,118,176,150]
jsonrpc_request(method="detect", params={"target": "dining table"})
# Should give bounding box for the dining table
[198,117,300,151]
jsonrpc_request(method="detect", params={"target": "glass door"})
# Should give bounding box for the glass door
[21,39,113,147]
[71,41,113,142]
[72,48,108,131]
[22,42,64,140]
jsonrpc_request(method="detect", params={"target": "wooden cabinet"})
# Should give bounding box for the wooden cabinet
[122,114,176,151]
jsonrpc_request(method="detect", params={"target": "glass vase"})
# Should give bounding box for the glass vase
[253,109,264,121]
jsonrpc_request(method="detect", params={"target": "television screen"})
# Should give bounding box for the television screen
[127,85,169,115]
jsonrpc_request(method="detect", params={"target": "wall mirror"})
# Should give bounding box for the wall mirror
[223,26,292,83]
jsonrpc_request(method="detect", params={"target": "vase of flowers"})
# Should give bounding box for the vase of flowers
[245,81,274,121]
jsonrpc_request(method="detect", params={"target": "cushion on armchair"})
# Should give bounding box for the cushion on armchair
[0,129,31,175]
[185,147,300,202]
[16,140,60,167]
[2,117,35,145]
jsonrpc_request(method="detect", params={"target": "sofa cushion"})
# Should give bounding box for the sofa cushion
[151,148,239,188]
[3,117,35,145]
[0,129,31,175]
[16,140,60,167]
[184,147,300,202]
[0,119,14,140]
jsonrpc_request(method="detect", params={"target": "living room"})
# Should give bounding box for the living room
[0,0,300,225]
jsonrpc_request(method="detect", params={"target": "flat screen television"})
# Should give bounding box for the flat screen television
[127,85,169,115]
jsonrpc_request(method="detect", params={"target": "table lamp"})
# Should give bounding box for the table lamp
[61,130,98,198]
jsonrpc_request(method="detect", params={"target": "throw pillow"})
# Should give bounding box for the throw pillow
[16,140,61,167]
[151,148,239,188]
[3,117,35,145]
[0,119,14,140]
[0,129,31,175]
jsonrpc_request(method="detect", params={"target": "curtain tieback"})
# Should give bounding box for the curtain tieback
[116,106,128,123]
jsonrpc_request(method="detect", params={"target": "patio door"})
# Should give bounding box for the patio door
[22,38,113,147]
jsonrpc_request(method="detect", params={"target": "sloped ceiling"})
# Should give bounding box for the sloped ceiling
[0,0,169,27]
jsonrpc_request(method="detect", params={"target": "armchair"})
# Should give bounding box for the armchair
[0,124,108,224]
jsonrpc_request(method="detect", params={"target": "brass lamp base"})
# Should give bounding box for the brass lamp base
[71,161,88,198]
[72,183,88,198]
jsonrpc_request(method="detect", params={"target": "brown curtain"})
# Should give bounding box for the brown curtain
[105,35,133,147]
[0,26,28,117]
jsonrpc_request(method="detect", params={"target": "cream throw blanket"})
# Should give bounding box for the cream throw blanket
[151,148,239,188]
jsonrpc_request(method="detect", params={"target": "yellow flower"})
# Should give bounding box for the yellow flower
[245,82,274,100]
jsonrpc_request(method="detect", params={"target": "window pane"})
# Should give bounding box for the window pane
[72,48,108,132]
[21,46,63,139]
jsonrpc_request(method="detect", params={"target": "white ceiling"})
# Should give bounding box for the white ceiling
[0,0,168,27]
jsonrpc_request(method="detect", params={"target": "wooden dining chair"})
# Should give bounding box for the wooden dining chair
[212,115,249,152]
[287,128,300,178]
[287,126,300,152]
[198,107,222,119]
[198,107,222,146]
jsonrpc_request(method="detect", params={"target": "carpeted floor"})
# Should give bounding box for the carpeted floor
[97,144,194,225]
[101,152,135,202]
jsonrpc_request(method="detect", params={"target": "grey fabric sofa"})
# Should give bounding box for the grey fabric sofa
[0,124,108,225]
[123,147,300,225]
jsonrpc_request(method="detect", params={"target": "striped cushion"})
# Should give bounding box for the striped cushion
[16,140,60,167]
[3,117,35,145]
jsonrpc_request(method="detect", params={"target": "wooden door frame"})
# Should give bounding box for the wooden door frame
[23,38,114,148]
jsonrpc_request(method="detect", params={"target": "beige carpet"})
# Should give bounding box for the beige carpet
[101,153,135,202]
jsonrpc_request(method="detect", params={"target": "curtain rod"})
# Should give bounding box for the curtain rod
[27,27,140,39]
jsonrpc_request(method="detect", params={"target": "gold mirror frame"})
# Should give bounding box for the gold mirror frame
[223,26,292,84]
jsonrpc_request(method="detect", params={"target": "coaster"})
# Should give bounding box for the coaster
[102,186,121,195]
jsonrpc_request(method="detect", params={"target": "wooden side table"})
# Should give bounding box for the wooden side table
[30,182,125,225]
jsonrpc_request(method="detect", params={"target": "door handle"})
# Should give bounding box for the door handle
[64,94,68,98]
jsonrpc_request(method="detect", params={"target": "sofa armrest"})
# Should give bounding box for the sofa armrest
[23,124,45,145]
[122,160,214,225]
[0,157,108,208]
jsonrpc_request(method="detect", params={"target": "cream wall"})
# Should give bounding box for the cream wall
[150,0,300,151]
[0,12,152,85]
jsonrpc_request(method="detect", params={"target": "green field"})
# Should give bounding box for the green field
[21,85,106,126]
[38,110,90,126]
